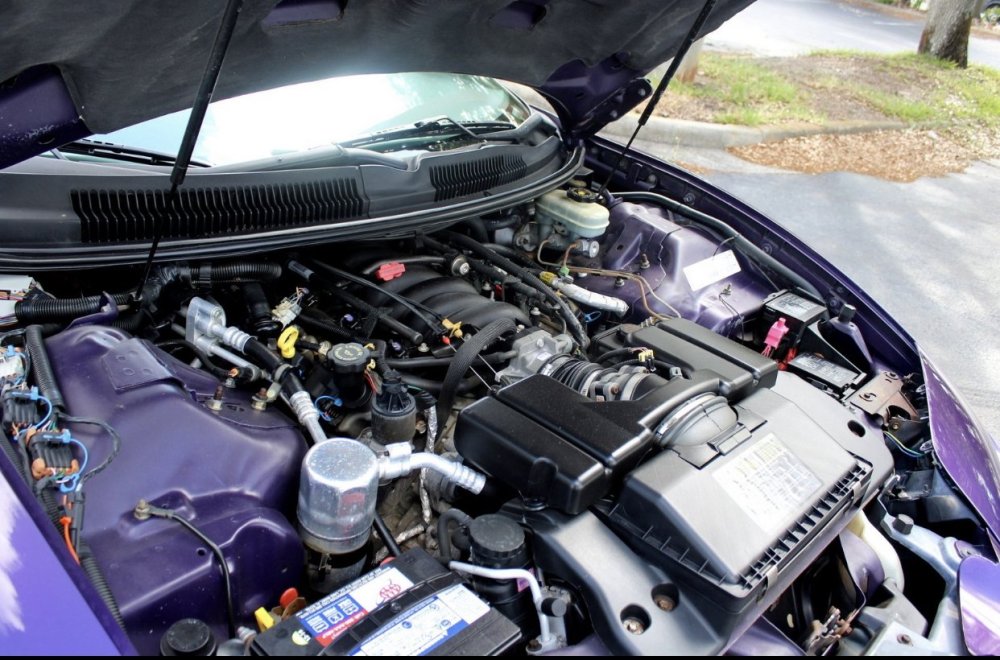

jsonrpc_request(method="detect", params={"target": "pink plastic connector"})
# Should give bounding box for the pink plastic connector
[762,317,789,358]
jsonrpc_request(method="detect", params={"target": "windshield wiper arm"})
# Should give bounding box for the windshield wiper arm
[57,139,211,168]
[341,118,517,148]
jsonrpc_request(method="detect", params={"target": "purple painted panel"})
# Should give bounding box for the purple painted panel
[44,325,308,653]
[958,556,1000,656]
[726,617,803,656]
[0,66,89,170]
[921,352,1000,545]
[587,135,922,376]
[576,200,768,333]
[0,459,134,654]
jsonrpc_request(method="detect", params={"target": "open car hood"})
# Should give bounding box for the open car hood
[0,0,754,169]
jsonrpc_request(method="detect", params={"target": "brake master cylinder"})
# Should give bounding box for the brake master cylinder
[516,187,610,257]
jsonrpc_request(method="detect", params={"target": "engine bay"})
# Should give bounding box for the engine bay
[0,177,982,655]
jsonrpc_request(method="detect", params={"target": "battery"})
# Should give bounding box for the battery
[787,353,864,395]
[250,548,521,656]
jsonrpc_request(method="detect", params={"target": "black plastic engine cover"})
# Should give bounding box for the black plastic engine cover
[456,372,720,514]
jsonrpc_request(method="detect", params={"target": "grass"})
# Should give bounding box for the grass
[660,54,820,126]
[657,50,1000,129]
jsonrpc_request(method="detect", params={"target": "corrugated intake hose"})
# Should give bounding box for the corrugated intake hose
[15,293,132,324]
[186,261,282,283]
[435,317,516,431]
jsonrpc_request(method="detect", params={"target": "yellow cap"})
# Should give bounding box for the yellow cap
[277,326,300,359]
[539,271,556,285]
[254,607,275,631]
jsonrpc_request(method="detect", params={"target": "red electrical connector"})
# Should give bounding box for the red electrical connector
[762,317,789,358]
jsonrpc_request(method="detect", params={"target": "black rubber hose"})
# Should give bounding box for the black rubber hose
[615,191,823,301]
[372,511,403,558]
[308,260,442,339]
[399,374,480,395]
[438,232,589,348]
[360,256,446,275]
[15,293,132,324]
[243,282,281,337]
[25,325,65,413]
[188,261,282,283]
[462,218,489,244]
[143,506,237,637]
[110,311,147,333]
[156,339,233,379]
[289,261,426,344]
[78,540,126,630]
[297,308,357,342]
[436,318,515,426]
[242,338,310,399]
[594,348,640,364]
[437,508,472,562]
[386,351,514,370]
[326,287,422,344]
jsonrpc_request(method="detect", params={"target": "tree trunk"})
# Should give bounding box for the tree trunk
[918,0,980,68]
[675,38,705,84]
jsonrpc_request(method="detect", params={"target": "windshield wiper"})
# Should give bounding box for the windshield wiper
[56,139,211,168]
[340,117,517,148]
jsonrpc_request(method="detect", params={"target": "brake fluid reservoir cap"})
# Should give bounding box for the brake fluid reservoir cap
[329,342,370,373]
[469,514,527,568]
[566,187,598,203]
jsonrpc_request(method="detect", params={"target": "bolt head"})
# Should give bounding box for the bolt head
[623,617,644,635]
[654,594,675,612]
[892,514,914,536]
[897,633,912,645]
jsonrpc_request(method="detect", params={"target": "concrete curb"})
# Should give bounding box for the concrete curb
[598,113,909,148]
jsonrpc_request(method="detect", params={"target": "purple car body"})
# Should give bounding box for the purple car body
[0,0,998,656]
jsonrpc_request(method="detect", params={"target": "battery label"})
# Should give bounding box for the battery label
[768,292,824,319]
[715,433,822,534]
[350,584,490,656]
[297,566,415,646]
[789,354,858,388]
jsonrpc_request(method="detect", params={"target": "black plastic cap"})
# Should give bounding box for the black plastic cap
[329,342,370,374]
[160,618,216,656]
[469,514,527,568]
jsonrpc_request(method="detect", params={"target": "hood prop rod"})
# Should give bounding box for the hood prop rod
[598,0,717,196]
[133,0,245,304]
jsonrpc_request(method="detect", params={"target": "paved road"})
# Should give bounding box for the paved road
[708,0,1000,69]
[631,138,1000,435]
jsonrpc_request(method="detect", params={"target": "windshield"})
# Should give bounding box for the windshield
[92,72,530,167]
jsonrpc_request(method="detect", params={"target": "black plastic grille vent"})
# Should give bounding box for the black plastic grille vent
[429,154,528,201]
[73,178,366,243]
[606,460,872,597]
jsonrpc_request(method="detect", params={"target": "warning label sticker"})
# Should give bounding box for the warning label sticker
[714,433,822,534]
[297,566,415,646]
[350,584,490,656]
[683,250,741,291]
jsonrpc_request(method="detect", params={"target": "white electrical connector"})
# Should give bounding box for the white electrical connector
[0,275,36,327]
[272,288,307,327]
